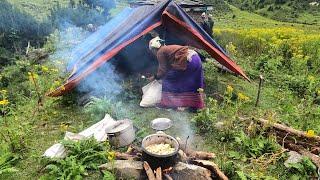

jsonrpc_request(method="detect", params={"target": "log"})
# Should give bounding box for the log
[274,132,319,149]
[177,138,216,160]
[190,160,228,180]
[275,127,319,143]
[155,167,162,180]
[115,152,140,161]
[189,151,216,160]
[164,174,173,180]
[311,147,320,155]
[258,118,320,142]
[144,161,156,180]
[178,150,188,162]
[286,143,320,168]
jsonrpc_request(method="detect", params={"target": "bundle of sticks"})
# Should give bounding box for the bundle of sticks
[114,143,228,180]
[143,162,164,180]
[244,117,320,168]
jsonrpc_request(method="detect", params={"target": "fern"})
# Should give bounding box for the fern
[0,145,19,175]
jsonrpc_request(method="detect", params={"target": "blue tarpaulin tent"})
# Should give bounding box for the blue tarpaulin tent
[48,0,248,96]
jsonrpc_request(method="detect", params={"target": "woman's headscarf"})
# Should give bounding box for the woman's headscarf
[149,36,163,50]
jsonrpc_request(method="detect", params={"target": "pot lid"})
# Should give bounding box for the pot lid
[107,119,132,133]
[150,118,172,131]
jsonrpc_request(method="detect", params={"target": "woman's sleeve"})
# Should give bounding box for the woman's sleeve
[156,51,168,79]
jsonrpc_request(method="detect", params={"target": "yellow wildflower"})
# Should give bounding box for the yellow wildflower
[60,86,66,91]
[54,80,60,85]
[306,130,315,138]
[226,42,237,56]
[41,66,49,72]
[107,151,115,161]
[226,85,233,94]
[237,92,250,101]
[60,123,69,132]
[0,99,9,105]
[28,72,38,81]
[307,76,315,82]
[0,90,7,94]
[317,90,320,96]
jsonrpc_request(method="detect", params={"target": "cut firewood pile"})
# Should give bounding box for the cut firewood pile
[242,117,320,169]
[99,143,228,180]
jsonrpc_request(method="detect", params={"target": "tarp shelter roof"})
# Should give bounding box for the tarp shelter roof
[130,0,212,7]
[48,0,249,97]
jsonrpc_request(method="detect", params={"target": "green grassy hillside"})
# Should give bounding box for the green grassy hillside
[8,0,70,21]
[226,0,320,25]
[214,4,320,32]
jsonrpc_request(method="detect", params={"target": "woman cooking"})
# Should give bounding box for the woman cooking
[148,36,205,110]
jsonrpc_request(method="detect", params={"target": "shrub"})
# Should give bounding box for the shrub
[193,98,218,133]
[41,138,115,179]
[234,131,280,158]
[0,144,19,175]
[286,157,317,179]
[0,0,53,52]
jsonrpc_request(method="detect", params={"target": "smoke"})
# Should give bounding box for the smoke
[49,2,126,99]
[50,23,92,74]
[167,111,199,147]
[48,2,199,146]
[77,60,123,99]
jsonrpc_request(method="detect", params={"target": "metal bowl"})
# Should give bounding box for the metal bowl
[150,118,172,131]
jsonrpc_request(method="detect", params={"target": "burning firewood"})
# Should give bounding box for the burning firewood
[188,151,216,160]
[115,152,140,161]
[155,167,162,180]
[163,167,173,174]
[178,150,188,162]
[177,137,216,160]
[144,161,156,180]
[190,160,228,180]
[163,174,173,180]
[126,145,134,153]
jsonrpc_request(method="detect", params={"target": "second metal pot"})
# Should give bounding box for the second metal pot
[107,119,135,147]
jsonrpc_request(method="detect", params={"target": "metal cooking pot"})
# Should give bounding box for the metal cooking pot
[141,133,179,169]
[107,119,135,147]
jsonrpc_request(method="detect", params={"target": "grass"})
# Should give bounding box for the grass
[8,0,128,22]
[8,0,70,21]
[226,0,320,26]
[215,4,320,33]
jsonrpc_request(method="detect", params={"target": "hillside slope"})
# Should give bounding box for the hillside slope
[226,0,320,25]
[214,4,320,33]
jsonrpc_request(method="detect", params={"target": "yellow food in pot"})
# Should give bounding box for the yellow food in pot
[145,143,175,155]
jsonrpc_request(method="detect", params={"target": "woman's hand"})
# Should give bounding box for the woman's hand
[147,75,155,81]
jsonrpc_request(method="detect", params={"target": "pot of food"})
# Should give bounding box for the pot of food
[107,119,135,147]
[141,132,179,169]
